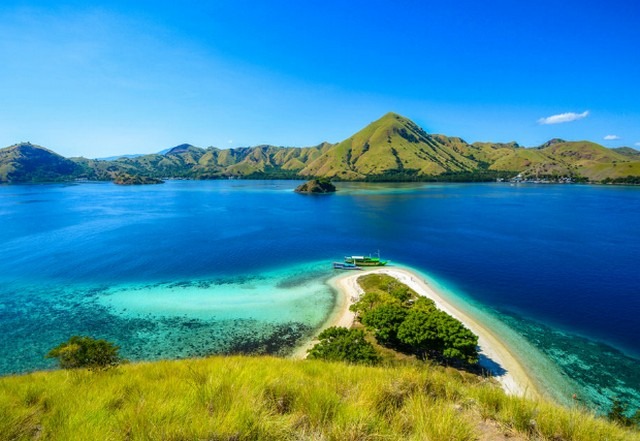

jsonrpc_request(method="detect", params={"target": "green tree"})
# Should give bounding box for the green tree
[412,296,437,312]
[350,291,400,316]
[397,309,442,358]
[386,281,414,303]
[397,309,478,364]
[436,314,479,364]
[608,398,628,425]
[360,304,408,344]
[307,327,380,365]
[46,336,122,371]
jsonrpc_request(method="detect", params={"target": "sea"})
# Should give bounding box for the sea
[0,180,638,414]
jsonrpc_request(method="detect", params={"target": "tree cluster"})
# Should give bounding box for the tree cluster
[602,175,640,185]
[352,274,479,365]
[307,327,380,365]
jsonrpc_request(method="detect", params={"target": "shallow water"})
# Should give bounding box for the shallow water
[0,180,638,413]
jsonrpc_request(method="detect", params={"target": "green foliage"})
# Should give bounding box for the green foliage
[294,178,336,193]
[602,175,640,185]
[413,296,437,311]
[353,274,479,365]
[396,309,441,353]
[424,170,517,182]
[0,143,85,183]
[357,273,418,303]
[396,308,479,364]
[112,173,163,185]
[243,168,302,180]
[360,304,408,344]
[45,336,121,371]
[608,397,640,428]
[349,291,400,316]
[307,327,380,365]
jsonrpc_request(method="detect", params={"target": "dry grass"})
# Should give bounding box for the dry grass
[0,356,638,441]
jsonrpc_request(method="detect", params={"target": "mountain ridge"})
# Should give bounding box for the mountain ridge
[2,113,639,183]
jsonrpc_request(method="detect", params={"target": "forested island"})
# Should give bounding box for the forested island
[294,179,336,194]
[112,173,163,185]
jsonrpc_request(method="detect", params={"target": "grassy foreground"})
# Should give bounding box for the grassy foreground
[1,356,638,441]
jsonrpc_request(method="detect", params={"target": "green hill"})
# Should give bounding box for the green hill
[537,141,640,181]
[0,143,84,183]
[467,139,640,181]
[1,356,638,441]
[613,147,640,158]
[3,114,640,183]
[299,112,478,180]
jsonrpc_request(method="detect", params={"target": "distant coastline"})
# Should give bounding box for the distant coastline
[3,113,640,184]
[292,265,542,400]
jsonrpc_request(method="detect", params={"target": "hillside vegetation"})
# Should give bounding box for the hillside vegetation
[1,356,639,441]
[0,143,83,183]
[2,114,640,183]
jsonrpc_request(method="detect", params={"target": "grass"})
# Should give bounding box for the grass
[1,356,638,441]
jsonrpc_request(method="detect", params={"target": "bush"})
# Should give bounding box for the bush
[361,304,408,344]
[46,336,122,371]
[397,309,478,364]
[352,275,479,366]
[307,327,380,365]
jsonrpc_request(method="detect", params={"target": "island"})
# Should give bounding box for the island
[294,178,336,194]
[113,173,164,185]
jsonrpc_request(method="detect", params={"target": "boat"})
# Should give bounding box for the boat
[333,262,362,270]
[344,253,388,266]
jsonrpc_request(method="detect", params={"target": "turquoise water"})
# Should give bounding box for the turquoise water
[0,180,638,414]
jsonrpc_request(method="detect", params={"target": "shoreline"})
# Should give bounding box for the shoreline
[292,265,541,400]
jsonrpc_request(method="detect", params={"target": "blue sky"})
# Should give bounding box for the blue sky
[1,0,639,157]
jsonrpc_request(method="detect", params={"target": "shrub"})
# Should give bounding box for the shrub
[360,304,408,344]
[307,327,380,365]
[46,336,121,371]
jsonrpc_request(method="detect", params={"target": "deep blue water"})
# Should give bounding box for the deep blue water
[1,180,638,413]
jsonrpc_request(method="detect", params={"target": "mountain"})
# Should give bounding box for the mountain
[96,147,177,161]
[299,112,477,180]
[96,153,149,161]
[613,147,640,158]
[533,140,640,181]
[0,143,84,183]
[465,139,640,181]
[2,114,640,183]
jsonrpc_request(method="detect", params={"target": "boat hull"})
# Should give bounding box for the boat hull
[333,262,362,270]
[344,256,388,266]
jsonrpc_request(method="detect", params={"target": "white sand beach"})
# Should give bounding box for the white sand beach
[292,266,540,399]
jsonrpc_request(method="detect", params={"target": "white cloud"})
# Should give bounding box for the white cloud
[604,135,621,140]
[635,142,640,147]
[537,111,590,125]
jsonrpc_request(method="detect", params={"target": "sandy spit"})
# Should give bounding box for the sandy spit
[291,265,540,399]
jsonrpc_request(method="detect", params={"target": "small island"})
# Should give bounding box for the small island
[294,178,336,194]
[113,173,164,185]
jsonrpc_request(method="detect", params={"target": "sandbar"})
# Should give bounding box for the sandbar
[291,265,540,399]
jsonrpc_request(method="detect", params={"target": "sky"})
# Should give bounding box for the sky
[1,0,639,158]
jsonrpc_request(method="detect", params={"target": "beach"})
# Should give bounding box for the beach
[292,266,540,400]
